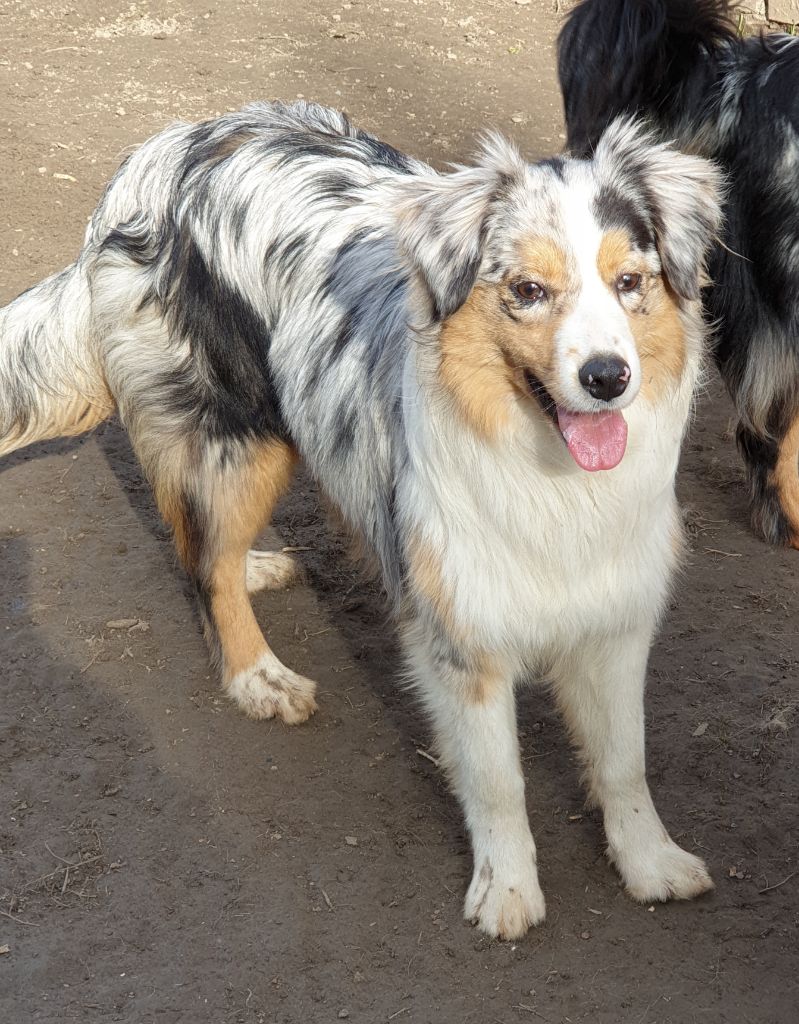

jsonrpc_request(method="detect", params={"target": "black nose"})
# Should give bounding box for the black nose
[578,356,631,402]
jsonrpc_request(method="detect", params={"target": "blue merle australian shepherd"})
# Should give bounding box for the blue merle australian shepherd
[0,101,722,938]
[559,0,799,549]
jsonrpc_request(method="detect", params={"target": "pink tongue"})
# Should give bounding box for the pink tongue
[556,408,628,471]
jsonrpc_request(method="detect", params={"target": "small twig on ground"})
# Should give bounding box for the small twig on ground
[22,854,103,892]
[321,888,334,911]
[80,651,103,674]
[758,870,798,895]
[703,548,742,557]
[0,908,40,927]
[415,748,440,767]
[44,842,73,866]
[301,628,330,643]
[387,1009,410,1022]
[514,1005,549,1021]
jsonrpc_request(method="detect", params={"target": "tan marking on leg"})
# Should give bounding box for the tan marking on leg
[406,530,460,636]
[152,438,298,672]
[405,532,501,703]
[206,441,297,678]
[153,476,199,574]
[774,411,799,548]
[156,438,315,723]
[461,652,506,705]
[210,555,267,675]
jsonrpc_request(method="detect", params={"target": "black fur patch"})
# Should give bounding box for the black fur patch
[160,231,287,443]
[593,185,654,252]
[737,425,791,546]
[330,312,358,363]
[353,130,415,174]
[100,220,159,265]
[539,157,566,181]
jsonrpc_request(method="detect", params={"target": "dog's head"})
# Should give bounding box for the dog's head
[392,119,723,471]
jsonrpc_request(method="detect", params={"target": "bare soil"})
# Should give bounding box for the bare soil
[1,2,796,1022]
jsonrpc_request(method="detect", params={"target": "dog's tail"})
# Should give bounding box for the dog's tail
[557,0,738,155]
[0,260,114,458]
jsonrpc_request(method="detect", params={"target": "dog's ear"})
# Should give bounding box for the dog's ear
[390,135,525,321]
[595,118,724,300]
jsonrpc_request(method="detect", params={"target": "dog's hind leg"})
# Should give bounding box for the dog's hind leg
[149,435,317,724]
[550,625,714,905]
[738,408,799,549]
[245,548,301,594]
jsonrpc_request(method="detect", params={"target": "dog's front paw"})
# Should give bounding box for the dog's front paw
[464,859,546,940]
[226,654,317,725]
[615,839,714,903]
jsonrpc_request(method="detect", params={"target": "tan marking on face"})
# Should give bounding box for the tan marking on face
[597,229,686,400]
[773,411,799,548]
[516,237,571,293]
[596,229,633,284]
[439,255,568,439]
[633,281,686,401]
[438,287,517,438]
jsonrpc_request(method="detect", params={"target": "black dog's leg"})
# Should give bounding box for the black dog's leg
[738,412,799,549]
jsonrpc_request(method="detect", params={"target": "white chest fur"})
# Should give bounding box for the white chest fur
[402,360,695,660]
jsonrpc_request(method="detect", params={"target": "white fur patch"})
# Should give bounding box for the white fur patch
[245,549,299,594]
[226,652,317,725]
[615,837,715,903]
[464,848,546,941]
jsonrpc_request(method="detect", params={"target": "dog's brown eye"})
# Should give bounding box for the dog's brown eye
[617,272,642,293]
[515,281,547,303]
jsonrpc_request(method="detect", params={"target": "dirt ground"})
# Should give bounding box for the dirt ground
[0,1,797,1021]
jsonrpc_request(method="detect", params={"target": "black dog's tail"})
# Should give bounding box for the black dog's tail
[557,0,738,155]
